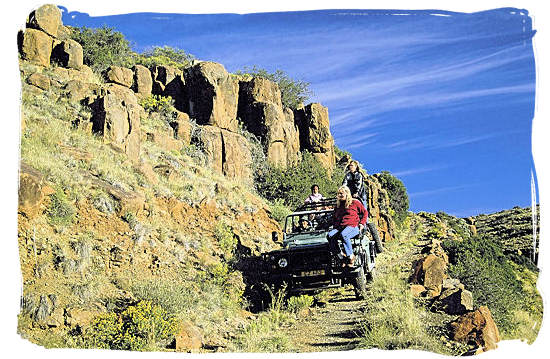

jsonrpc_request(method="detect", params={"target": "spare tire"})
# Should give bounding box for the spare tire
[368,222,384,253]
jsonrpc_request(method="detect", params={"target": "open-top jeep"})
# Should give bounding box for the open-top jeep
[261,199,380,300]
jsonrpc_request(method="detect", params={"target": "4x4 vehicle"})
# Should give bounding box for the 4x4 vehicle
[261,199,380,300]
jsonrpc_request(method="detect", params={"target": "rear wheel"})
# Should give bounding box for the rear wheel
[352,266,368,300]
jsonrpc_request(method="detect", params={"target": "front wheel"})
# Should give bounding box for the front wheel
[352,266,368,300]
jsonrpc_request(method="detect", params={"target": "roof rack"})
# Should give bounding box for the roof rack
[294,198,337,212]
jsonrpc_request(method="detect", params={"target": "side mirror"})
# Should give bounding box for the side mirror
[272,231,278,242]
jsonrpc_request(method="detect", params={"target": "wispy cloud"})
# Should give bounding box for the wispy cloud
[392,165,448,177]
[409,184,471,198]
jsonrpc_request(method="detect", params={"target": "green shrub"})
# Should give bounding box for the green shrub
[285,295,314,313]
[373,171,409,224]
[214,222,237,257]
[135,46,195,70]
[85,300,176,351]
[235,66,311,109]
[255,151,346,209]
[442,236,526,334]
[139,95,175,115]
[70,25,136,73]
[268,199,292,227]
[47,188,76,226]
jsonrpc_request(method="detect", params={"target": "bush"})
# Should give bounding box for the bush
[139,95,175,114]
[255,151,346,209]
[47,188,76,226]
[235,66,311,109]
[268,199,292,227]
[85,300,177,351]
[214,222,237,258]
[285,295,314,313]
[70,25,136,73]
[135,46,195,70]
[374,171,409,224]
[442,235,526,334]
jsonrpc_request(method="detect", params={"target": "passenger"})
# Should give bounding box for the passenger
[328,185,367,267]
[297,216,311,232]
[342,160,368,208]
[304,184,324,203]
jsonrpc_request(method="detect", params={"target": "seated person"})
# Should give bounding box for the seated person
[327,185,367,267]
[304,184,324,203]
[295,216,312,232]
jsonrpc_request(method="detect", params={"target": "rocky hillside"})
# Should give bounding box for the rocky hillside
[16,4,397,351]
[471,206,539,262]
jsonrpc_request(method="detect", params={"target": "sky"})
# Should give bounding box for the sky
[58,6,537,217]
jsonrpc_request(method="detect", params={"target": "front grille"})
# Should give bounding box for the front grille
[289,245,331,272]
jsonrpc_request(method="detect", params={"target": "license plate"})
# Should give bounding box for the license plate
[300,269,325,277]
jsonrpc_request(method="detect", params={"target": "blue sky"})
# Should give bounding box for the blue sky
[60,7,537,217]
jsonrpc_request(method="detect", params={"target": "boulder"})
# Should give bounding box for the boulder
[411,254,447,297]
[175,321,203,352]
[26,4,62,38]
[365,176,396,242]
[145,127,182,152]
[450,306,500,352]
[19,28,53,67]
[89,84,141,163]
[434,287,473,314]
[65,308,99,328]
[237,78,300,168]
[56,25,72,41]
[18,163,54,218]
[410,284,426,297]
[184,62,239,132]
[132,65,153,96]
[171,111,191,146]
[81,171,145,215]
[27,73,51,91]
[151,65,185,110]
[51,39,83,70]
[64,80,101,103]
[195,125,252,182]
[294,103,336,172]
[105,66,134,88]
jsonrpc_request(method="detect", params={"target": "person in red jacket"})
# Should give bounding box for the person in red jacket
[328,185,368,267]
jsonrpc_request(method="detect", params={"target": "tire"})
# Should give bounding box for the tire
[368,222,384,253]
[352,266,368,300]
[366,267,376,282]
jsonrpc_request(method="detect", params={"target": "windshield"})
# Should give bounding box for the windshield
[284,210,333,234]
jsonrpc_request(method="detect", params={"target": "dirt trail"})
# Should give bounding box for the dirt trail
[285,235,431,352]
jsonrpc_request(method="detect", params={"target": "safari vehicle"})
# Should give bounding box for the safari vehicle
[261,199,379,300]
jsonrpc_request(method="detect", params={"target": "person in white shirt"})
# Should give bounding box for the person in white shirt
[304,184,324,203]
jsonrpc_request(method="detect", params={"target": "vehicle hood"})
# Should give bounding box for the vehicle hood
[283,231,328,248]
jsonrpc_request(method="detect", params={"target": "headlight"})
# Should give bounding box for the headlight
[278,258,288,268]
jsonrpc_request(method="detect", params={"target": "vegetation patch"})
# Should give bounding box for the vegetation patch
[442,235,541,338]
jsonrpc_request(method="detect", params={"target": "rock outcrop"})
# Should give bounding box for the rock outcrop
[105,66,134,88]
[26,4,62,37]
[19,28,53,67]
[89,84,142,163]
[195,126,253,183]
[365,176,396,243]
[184,62,239,132]
[294,103,335,172]
[51,39,84,70]
[18,163,54,219]
[237,77,300,168]
[151,65,185,110]
[132,64,153,96]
